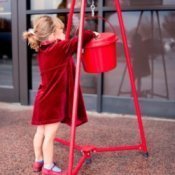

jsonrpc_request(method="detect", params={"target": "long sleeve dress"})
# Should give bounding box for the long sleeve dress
[32,30,95,126]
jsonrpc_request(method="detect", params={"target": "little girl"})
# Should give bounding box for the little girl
[23,15,96,175]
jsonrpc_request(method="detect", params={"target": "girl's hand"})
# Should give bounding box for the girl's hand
[93,31,100,38]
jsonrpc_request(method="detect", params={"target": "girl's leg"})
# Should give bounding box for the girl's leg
[43,122,60,165]
[33,125,45,161]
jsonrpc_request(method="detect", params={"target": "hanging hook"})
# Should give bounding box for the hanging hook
[90,0,95,17]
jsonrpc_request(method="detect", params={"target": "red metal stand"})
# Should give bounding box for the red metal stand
[55,0,148,174]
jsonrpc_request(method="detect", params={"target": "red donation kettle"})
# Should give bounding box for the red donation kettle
[83,32,118,73]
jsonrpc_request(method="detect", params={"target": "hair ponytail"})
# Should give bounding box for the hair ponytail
[23,16,65,52]
[23,30,40,52]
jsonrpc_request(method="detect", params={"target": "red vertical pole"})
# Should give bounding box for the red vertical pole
[65,0,77,40]
[114,0,148,153]
[68,0,86,174]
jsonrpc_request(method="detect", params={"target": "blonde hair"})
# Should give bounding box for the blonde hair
[23,16,64,51]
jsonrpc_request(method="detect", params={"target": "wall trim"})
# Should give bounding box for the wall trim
[102,95,175,119]
[29,90,174,118]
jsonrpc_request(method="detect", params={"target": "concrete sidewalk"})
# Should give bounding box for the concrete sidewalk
[0,102,175,175]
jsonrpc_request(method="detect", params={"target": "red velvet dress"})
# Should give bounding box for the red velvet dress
[32,30,95,126]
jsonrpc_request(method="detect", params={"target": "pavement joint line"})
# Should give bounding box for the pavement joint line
[0,102,174,123]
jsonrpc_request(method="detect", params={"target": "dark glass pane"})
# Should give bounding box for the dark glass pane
[79,14,98,94]
[30,0,98,10]
[105,0,129,7]
[30,0,67,10]
[105,0,175,7]
[30,14,98,94]
[0,0,13,87]
[103,11,175,100]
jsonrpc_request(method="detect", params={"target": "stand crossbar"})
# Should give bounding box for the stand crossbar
[55,138,142,153]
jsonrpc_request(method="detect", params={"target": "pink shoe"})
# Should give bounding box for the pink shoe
[33,161,44,172]
[42,164,63,175]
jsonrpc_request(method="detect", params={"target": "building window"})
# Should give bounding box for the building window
[104,0,175,7]
[0,0,13,87]
[103,11,175,100]
[26,0,175,108]
[29,0,98,10]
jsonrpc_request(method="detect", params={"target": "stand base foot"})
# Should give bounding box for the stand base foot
[142,152,149,158]
[85,158,92,164]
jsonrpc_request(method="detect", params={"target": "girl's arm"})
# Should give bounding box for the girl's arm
[59,30,96,56]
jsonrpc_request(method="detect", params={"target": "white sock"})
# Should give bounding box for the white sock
[44,163,61,172]
[35,159,43,163]
[52,166,62,172]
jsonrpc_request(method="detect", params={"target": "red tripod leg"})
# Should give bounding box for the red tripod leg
[114,0,148,155]
[65,0,77,40]
[68,0,87,174]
